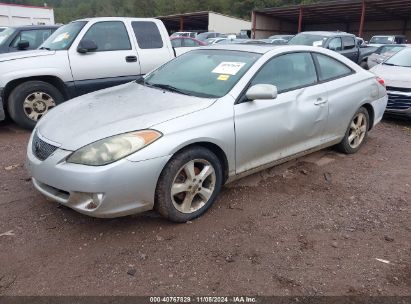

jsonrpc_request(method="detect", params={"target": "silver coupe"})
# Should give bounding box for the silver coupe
[27,45,388,222]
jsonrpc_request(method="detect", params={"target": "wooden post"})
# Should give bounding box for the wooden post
[251,11,256,39]
[298,7,303,33]
[179,16,184,31]
[358,0,366,37]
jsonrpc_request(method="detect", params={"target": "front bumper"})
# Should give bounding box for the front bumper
[26,134,171,218]
[386,89,411,117]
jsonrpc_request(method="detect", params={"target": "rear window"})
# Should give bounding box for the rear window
[314,53,353,81]
[289,34,328,47]
[132,21,163,49]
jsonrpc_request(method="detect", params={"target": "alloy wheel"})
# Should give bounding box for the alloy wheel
[348,112,367,149]
[171,159,216,214]
[23,92,56,121]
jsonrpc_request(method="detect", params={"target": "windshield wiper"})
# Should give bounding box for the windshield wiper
[38,46,51,50]
[383,63,397,66]
[146,83,191,96]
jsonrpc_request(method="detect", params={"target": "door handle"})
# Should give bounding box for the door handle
[125,56,137,63]
[314,97,328,105]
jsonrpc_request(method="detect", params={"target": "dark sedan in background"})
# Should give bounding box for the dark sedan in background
[0,25,59,54]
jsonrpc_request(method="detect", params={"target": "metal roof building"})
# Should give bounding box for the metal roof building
[252,0,411,40]
[0,2,54,26]
[157,11,251,35]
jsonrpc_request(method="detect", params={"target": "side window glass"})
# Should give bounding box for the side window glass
[183,38,197,47]
[82,21,131,51]
[11,30,36,48]
[251,52,317,93]
[314,53,352,81]
[171,39,181,48]
[132,21,163,49]
[342,37,355,50]
[328,38,342,51]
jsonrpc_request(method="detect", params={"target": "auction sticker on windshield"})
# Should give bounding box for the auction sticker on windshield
[53,33,70,43]
[212,62,246,75]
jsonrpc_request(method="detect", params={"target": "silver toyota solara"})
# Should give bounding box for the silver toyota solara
[26,45,388,222]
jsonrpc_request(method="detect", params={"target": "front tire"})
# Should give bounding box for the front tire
[8,81,64,129]
[155,147,223,222]
[336,107,370,154]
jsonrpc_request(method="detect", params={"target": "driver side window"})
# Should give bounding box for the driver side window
[82,21,131,52]
[328,38,342,51]
[251,52,318,93]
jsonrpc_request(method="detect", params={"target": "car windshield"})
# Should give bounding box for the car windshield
[384,48,411,67]
[144,49,261,98]
[380,45,404,55]
[370,36,395,44]
[0,27,15,46]
[288,34,328,47]
[39,21,87,50]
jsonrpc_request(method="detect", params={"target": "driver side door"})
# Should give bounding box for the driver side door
[234,52,329,174]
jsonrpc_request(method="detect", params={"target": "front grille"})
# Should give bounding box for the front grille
[386,86,411,93]
[387,88,411,111]
[32,132,58,161]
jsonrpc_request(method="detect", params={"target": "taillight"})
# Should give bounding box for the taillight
[376,76,386,87]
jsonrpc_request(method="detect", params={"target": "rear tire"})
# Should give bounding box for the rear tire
[8,81,64,129]
[336,107,369,154]
[360,60,368,70]
[155,147,223,222]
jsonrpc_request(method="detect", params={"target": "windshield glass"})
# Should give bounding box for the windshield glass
[370,36,394,44]
[144,49,261,98]
[0,27,15,46]
[384,48,411,67]
[40,21,87,50]
[288,34,327,47]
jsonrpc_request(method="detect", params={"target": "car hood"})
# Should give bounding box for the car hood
[0,49,55,62]
[371,64,411,88]
[37,82,216,151]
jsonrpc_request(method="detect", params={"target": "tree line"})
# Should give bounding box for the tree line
[5,0,324,23]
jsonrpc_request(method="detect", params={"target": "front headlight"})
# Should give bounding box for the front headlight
[67,130,162,166]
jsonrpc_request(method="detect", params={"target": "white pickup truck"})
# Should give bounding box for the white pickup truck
[0,17,183,129]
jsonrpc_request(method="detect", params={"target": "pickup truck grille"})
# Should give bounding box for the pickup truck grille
[386,87,411,111]
[32,132,58,161]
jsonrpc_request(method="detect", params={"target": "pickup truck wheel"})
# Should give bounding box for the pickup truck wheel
[360,60,368,70]
[8,81,64,129]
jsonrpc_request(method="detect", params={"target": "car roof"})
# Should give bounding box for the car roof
[7,25,59,30]
[200,44,289,54]
[297,31,354,37]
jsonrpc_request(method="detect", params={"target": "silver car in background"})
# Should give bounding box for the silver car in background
[367,44,407,69]
[371,47,411,118]
[26,45,388,222]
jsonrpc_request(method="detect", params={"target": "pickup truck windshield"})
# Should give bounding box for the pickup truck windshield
[144,49,261,98]
[0,28,15,46]
[384,48,411,68]
[40,21,87,50]
[288,34,327,47]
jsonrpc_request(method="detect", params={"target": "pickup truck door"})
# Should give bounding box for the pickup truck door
[341,36,359,63]
[68,20,141,96]
[234,52,329,174]
[127,20,175,74]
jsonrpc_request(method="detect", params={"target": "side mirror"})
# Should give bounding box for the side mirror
[17,40,30,50]
[77,39,98,54]
[246,84,278,101]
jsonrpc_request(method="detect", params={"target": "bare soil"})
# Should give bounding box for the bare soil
[0,118,410,296]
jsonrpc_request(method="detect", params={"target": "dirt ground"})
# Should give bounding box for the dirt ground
[0,118,410,296]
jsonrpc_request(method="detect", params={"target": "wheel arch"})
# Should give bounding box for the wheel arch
[361,103,375,130]
[169,141,230,184]
[3,76,69,110]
